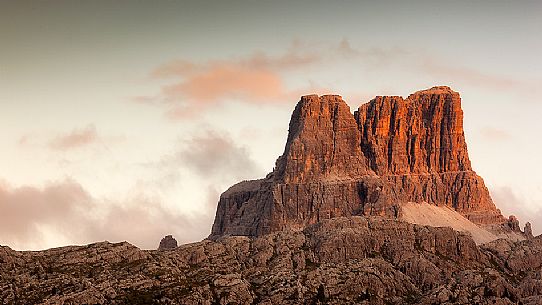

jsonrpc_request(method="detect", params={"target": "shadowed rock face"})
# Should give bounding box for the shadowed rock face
[211,87,505,239]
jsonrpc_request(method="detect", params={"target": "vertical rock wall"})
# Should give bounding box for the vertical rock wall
[210,86,506,239]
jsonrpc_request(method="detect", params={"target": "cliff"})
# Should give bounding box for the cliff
[211,86,507,239]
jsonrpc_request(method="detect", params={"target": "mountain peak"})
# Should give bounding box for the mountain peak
[210,87,511,240]
[410,85,457,96]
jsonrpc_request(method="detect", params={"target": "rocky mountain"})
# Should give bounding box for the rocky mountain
[1,86,539,304]
[210,87,513,239]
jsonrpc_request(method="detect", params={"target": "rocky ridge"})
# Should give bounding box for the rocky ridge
[211,87,513,239]
[1,217,541,304]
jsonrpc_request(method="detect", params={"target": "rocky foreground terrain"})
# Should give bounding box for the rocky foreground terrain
[1,87,540,304]
[1,217,541,304]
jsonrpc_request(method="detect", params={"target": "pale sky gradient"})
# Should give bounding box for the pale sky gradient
[1,0,541,250]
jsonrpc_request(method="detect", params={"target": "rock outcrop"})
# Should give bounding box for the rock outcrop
[525,222,534,239]
[2,217,541,304]
[158,235,178,250]
[211,87,508,239]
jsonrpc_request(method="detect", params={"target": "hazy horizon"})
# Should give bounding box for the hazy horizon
[1,0,541,250]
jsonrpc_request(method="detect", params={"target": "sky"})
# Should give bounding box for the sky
[1,0,541,250]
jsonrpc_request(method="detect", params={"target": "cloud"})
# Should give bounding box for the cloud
[5,128,263,252]
[336,40,537,94]
[137,40,409,120]
[335,38,409,67]
[152,46,321,79]
[85,192,214,250]
[17,135,33,146]
[49,125,98,150]
[151,63,296,119]
[0,179,214,251]
[137,44,328,120]
[179,130,262,180]
[420,58,525,91]
[138,39,541,120]
[0,179,91,247]
[334,39,540,97]
[0,128,262,250]
[334,39,535,93]
[480,127,512,141]
[490,186,542,236]
[162,64,289,103]
[155,129,263,184]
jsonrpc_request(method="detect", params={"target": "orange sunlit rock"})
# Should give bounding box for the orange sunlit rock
[211,86,505,238]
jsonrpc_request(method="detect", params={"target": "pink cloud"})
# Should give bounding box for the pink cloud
[0,128,263,250]
[138,45,326,119]
[138,39,540,121]
[0,130,263,250]
[161,64,289,104]
[141,40,399,120]
[145,62,298,119]
[141,39,542,121]
[0,179,214,250]
[49,125,98,150]
[18,135,32,146]
[0,180,92,248]
[480,127,512,141]
[2,128,260,249]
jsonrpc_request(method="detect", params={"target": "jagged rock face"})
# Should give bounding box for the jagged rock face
[275,94,371,182]
[2,217,541,304]
[356,88,471,174]
[211,86,505,239]
[355,88,499,223]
